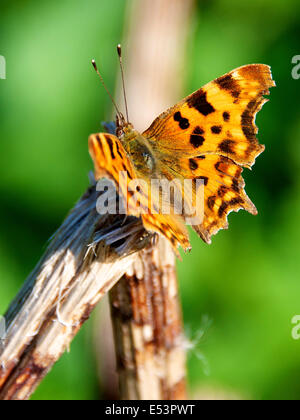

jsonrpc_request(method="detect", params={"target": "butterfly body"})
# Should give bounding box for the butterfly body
[89,64,275,252]
[121,126,156,176]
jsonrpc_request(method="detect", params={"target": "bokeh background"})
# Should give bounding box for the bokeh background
[1,0,300,400]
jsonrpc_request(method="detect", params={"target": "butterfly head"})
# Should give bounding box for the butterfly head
[116,113,134,139]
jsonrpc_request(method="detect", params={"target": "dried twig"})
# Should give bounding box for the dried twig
[110,239,187,400]
[0,183,152,400]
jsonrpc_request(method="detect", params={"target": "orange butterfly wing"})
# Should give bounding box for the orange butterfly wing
[143,64,275,244]
[88,132,190,251]
[88,133,138,212]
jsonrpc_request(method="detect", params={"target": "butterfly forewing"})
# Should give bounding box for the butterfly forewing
[142,64,275,245]
[144,65,274,165]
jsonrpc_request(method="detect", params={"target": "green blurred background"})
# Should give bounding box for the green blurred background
[1,0,300,400]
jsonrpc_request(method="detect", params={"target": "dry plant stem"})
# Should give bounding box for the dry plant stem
[104,0,194,401]
[110,239,187,400]
[0,184,151,400]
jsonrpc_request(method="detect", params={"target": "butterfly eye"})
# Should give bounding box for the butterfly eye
[116,126,124,138]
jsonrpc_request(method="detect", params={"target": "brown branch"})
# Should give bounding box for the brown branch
[0,182,152,400]
[110,238,187,400]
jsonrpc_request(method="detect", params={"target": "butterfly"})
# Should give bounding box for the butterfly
[89,60,275,253]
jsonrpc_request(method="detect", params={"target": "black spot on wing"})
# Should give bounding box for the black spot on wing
[218,139,235,154]
[190,126,205,148]
[211,125,222,134]
[173,111,190,130]
[105,135,115,159]
[218,202,228,217]
[122,163,133,179]
[189,159,198,170]
[116,142,123,159]
[232,178,240,192]
[95,134,105,152]
[218,197,244,217]
[187,89,215,116]
[180,119,190,130]
[241,99,260,142]
[194,127,204,135]
[218,186,228,197]
[207,195,216,210]
[223,112,230,122]
[173,111,181,121]
[216,74,241,99]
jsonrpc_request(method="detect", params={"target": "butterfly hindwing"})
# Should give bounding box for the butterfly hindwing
[175,154,256,243]
[141,212,190,252]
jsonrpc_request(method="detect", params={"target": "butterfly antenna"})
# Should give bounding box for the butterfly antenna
[117,44,129,123]
[91,59,122,120]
